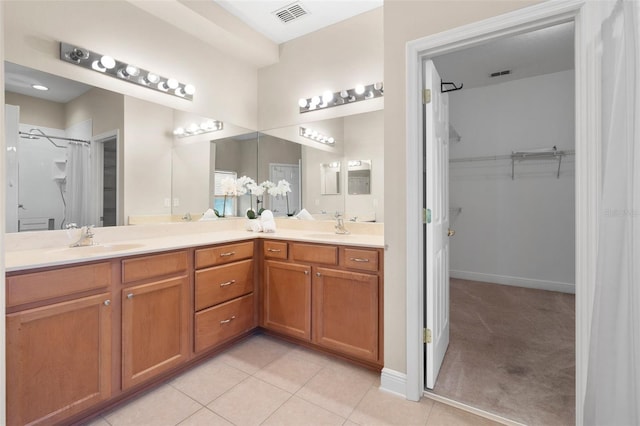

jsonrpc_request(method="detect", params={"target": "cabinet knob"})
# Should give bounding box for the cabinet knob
[127,293,134,299]
[104,299,111,306]
[304,270,309,275]
[316,272,321,277]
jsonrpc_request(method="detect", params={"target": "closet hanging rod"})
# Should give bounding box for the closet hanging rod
[450,149,575,163]
[19,130,90,147]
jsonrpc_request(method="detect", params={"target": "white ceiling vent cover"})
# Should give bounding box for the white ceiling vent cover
[273,2,309,24]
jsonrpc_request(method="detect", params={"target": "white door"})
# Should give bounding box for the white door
[269,163,301,216]
[424,60,451,389]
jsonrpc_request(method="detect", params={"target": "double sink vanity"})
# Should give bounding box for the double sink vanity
[5,218,384,426]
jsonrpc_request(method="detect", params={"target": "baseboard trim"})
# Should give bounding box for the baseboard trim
[423,391,526,426]
[450,270,575,294]
[379,368,407,398]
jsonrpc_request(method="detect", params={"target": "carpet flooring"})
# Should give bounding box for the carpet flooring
[432,279,575,425]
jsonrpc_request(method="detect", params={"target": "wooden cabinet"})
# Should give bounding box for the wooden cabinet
[261,240,383,366]
[263,260,312,340]
[313,267,380,362]
[194,242,256,352]
[121,251,189,389]
[6,292,112,426]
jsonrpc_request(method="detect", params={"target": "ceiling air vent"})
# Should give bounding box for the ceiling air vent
[273,2,309,24]
[490,69,512,78]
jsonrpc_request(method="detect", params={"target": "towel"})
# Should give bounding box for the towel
[261,210,276,233]
[199,208,218,221]
[249,220,263,232]
[295,208,315,221]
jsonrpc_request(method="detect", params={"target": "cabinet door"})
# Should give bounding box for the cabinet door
[6,293,112,426]
[313,268,379,362]
[263,260,311,340]
[122,276,189,389]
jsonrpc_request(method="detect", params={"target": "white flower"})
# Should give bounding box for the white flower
[248,183,265,196]
[260,180,275,190]
[220,177,237,195]
[268,185,281,197]
[277,179,292,194]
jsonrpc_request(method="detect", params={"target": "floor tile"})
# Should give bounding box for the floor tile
[170,357,249,405]
[262,396,345,425]
[425,402,502,426]
[349,386,434,425]
[207,376,291,425]
[296,361,375,418]
[103,384,202,426]
[177,407,233,426]
[254,351,324,393]
[217,334,292,374]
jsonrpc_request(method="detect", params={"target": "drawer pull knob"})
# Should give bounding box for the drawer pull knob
[219,251,236,257]
[304,270,309,275]
[316,272,321,277]
[127,293,134,299]
[220,280,236,287]
[104,299,111,306]
[350,257,370,263]
[267,248,281,253]
[220,315,236,325]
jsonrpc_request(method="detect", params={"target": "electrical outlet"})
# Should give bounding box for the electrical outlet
[173,198,179,207]
[164,198,171,207]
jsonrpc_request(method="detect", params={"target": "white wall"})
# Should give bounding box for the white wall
[123,97,173,220]
[5,105,19,232]
[448,70,575,292]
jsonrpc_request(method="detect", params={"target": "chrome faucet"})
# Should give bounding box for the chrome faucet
[334,212,350,235]
[70,225,95,247]
[182,212,192,221]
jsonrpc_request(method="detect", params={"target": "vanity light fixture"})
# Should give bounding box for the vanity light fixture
[59,42,196,101]
[173,120,223,138]
[298,82,383,113]
[299,127,335,145]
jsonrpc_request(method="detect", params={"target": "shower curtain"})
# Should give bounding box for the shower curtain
[66,141,91,227]
[584,0,640,424]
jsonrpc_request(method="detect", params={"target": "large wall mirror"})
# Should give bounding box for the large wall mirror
[4,62,385,231]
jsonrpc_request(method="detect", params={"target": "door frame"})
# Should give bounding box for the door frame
[92,130,120,226]
[405,1,600,425]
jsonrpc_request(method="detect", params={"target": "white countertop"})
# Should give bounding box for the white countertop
[5,219,384,272]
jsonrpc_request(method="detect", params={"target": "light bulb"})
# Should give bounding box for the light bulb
[167,78,179,89]
[91,60,107,72]
[184,84,196,95]
[298,98,308,108]
[328,137,335,144]
[157,81,169,91]
[340,90,349,99]
[173,127,185,136]
[374,82,383,91]
[175,87,186,97]
[310,95,321,106]
[365,90,374,99]
[100,55,116,70]
[322,90,333,104]
[145,73,160,84]
[355,84,365,95]
[124,64,140,77]
[187,123,200,133]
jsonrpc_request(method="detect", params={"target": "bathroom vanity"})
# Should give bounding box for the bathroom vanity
[4,221,383,426]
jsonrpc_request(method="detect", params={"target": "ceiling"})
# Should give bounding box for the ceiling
[433,22,574,91]
[214,0,383,44]
[4,62,92,103]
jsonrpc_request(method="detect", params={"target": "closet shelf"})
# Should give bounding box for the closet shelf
[450,147,575,179]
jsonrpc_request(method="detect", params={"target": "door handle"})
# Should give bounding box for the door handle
[447,228,455,237]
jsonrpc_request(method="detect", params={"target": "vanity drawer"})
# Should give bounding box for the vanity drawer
[291,243,337,265]
[122,251,188,284]
[263,241,288,260]
[194,293,255,352]
[195,260,254,310]
[195,241,254,268]
[6,262,112,308]
[341,248,379,272]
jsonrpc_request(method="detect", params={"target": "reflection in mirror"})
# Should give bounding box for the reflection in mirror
[257,134,302,217]
[321,162,341,195]
[260,109,383,222]
[4,61,124,232]
[347,160,371,195]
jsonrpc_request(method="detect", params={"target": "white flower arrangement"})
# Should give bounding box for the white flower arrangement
[216,176,293,218]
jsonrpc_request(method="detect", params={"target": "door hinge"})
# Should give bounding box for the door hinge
[423,328,432,344]
[423,89,431,104]
[423,208,431,224]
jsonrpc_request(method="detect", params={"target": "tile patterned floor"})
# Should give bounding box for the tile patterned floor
[85,334,500,426]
